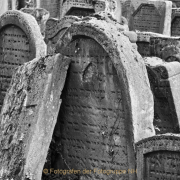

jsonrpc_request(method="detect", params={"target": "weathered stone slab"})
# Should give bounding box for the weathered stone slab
[136,32,169,57]
[136,134,180,180]
[0,10,46,110]
[150,36,180,61]
[128,0,172,36]
[45,16,80,55]
[172,8,180,36]
[145,57,180,134]
[40,0,60,18]
[0,54,71,180]
[45,13,154,180]
[60,0,94,19]
[21,8,50,37]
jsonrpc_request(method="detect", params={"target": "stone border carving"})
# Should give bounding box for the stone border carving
[0,10,46,60]
[55,16,155,144]
[136,134,180,180]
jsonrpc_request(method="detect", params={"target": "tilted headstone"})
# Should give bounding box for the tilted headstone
[21,8,50,37]
[0,10,46,110]
[145,57,180,134]
[0,54,71,180]
[136,134,180,179]
[45,16,80,55]
[43,13,154,180]
[127,0,172,36]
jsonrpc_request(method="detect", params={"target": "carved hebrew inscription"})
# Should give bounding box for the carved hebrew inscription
[0,25,30,109]
[133,4,160,33]
[51,37,132,179]
[172,17,180,36]
[145,151,180,179]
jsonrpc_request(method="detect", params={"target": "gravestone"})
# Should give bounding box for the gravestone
[43,14,154,180]
[21,8,50,37]
[172,8,180,36]
[136,134,180,180]
[40,0,60,18]
[129,1,172,36]
[145,57,180,134]
[0,54,70,180]
[136,32,169,57]
[0,10,46,110]
[60,0,95,18]
[150,36,180,62]
[45,16,80,55]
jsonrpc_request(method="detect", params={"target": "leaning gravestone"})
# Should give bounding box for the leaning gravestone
[43,13,154,180]
[129,0,172,36]
[0,10,46,110]
[0,54,71,180]
[136,134,180,179]
[145,57,180,134]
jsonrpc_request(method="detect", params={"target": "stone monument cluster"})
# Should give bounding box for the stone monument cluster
[0,0,180,180]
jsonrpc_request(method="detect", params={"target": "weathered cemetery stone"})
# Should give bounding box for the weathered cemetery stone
[136,32,169,57]
[60,0,95,18]
[40,0,60,18]
[172,8,180,36]
[150,36,180,62]
[0,10,46,110]
[0,54,71,180]
[136,134,180,179]
[145,57,180,134]
[42,13,154,180]
[128,1,172,36]
[21,8,50,37]
[0,0,8,16]
[45,16,80,55]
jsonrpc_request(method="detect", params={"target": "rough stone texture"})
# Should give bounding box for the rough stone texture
[136,32,170,57]
[122,0,172,36]
[0,10,46,110]
[0,54,71,180]
[145,57,180,134]
[150,36,180,62]
[45,16,80,55]
[21,8,50,37]
[136,134,180,180]
[46,12,155,180]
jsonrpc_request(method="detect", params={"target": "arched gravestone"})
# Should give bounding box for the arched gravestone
[46,15,155,180]
[45,16,80,55]
[136,134,180,180]
[0,10,46,110]
[129,1,172,36]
